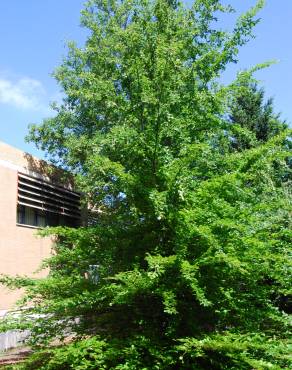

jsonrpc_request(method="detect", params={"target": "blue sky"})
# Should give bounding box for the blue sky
[0,0,291,158]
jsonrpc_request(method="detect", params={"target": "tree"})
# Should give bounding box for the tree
[227,72,288,151]
[1,0,291,369]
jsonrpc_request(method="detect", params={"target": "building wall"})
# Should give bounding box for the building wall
[0,142,54,311]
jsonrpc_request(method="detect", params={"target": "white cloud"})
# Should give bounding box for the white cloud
[0,77,47,111]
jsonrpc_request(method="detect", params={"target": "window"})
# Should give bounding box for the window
[17,172,81,228]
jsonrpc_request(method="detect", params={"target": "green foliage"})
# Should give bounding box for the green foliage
[1,0,291,369]
[227,69,288,151]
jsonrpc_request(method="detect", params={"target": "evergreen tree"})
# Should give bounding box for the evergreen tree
[227,75,288,151]
[1,0,291,369]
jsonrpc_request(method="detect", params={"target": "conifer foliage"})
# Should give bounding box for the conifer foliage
[1,0,291,369]
[227,74,288,151]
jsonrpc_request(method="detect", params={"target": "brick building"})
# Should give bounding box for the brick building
[0,141,81,314]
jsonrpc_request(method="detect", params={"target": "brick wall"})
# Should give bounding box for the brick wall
[0,142,54,310]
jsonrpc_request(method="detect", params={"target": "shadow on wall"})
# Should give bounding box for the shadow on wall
[22,152,87,226]
[23,152,74,190]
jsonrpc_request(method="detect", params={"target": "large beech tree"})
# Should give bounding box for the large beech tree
[1,0,291,369]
